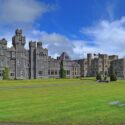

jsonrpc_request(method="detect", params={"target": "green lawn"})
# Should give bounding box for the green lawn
[0,78,125,125]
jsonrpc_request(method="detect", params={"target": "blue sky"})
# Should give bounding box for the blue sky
[0,0,125,58]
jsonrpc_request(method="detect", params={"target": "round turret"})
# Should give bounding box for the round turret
[12,29,26,47]
[1,38,7,45]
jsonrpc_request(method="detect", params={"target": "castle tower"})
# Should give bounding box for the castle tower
[0,39,8,79]
[87,53,92,76]
[11,29,28,79]
[12,29,26,48]
[98,54,109,76]
[29,41,37,79]
[35,41,48,78]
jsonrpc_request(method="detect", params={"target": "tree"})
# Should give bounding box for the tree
[3,67,10,80]
[59,60,66,78]
[96,72,102,81]
[110,64,117,81]
[104,72,108,81]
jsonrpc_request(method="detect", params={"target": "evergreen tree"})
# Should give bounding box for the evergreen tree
[104,72,107,81]
[3,67,10,80]
[96,72,102,81]
[110,64,117,81]
[59,60,66,78]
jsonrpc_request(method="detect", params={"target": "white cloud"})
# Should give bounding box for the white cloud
[0,0,105,59]
[30,16,125,59]
[25,16,125,59]
[29,30,104,59]
[81,17,125,57]
[30,30,82,59]
[0,0,124,60]
[2,16,125,59]
[0,0,53,24]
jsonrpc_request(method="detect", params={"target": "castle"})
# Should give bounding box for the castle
[0,29,124,79]
[0,29,80,79]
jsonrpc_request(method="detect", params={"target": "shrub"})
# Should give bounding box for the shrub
[96,72,102,81]
[3,67,10,80]
[59,60,66,78]
[104,72,108,81]
[110,64,117,81]
[110,72,117,81]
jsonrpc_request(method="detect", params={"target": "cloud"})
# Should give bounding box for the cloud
[81,17,125,57]
[2,17,125,59]
[0,0,53,24]
[30,17,125,59]
[0,0,57,44]
[7,16,125,60]
[0,29,91,59]
[1,4,125,60]
[30,30,86,59]
[29,29,104,59]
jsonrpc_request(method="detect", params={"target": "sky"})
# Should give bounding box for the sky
[0,0,125,59]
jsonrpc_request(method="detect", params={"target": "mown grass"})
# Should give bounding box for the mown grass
[0,78,125,125]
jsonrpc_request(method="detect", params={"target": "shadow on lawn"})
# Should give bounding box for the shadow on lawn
[80,78,96,81]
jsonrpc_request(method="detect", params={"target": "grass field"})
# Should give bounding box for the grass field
[0,78,125,125]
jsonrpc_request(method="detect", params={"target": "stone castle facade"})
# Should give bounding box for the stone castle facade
[75,54,119,77]
[0,29,124,79]
[0,29,80,79]
[76,53,125,79]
